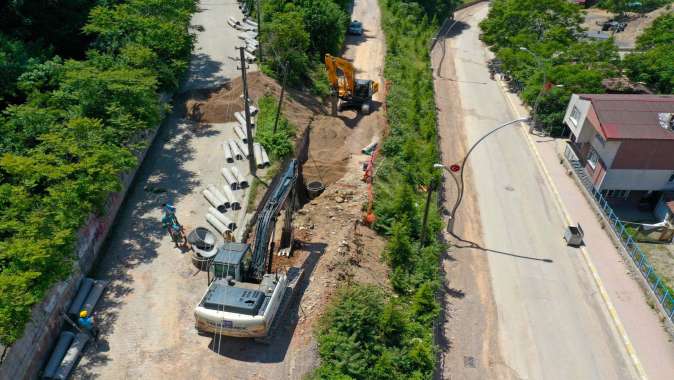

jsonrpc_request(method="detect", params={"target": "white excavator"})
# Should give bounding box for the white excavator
[194,160,301,338]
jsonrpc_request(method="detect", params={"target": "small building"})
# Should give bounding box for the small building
[563,94,674,220]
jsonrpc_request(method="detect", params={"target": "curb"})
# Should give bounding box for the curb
[495,77,649,380]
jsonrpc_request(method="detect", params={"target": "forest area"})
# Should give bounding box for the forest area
[0,0,197,345]
[480,0,674,135]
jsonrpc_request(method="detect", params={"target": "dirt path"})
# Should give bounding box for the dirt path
[302,0,385,186]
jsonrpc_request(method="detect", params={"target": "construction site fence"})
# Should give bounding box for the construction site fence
[564,144,674,324]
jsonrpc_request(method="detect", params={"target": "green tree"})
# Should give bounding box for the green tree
[262,11,310,84]
[299,0,348,56]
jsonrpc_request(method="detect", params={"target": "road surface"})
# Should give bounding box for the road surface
[434,3,639,379]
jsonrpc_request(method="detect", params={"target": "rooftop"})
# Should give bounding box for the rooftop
[578,94,674,140]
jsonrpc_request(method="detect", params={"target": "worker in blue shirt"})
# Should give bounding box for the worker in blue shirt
[78,310,99,341]
[161,202,180,230]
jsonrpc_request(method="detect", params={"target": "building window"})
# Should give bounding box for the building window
[570,106,581,125]
[603,189,630,199]
[594,133,606,147]
[587,148,599,169]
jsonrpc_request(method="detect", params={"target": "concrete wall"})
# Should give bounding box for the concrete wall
[590,136,621,169]
[601,169,674,191]
[564,95,592,142]
[0,95,171,380]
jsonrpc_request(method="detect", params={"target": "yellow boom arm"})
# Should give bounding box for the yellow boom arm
[324,54,355,98]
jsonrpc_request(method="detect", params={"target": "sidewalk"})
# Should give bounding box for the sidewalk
[498,80,674,379]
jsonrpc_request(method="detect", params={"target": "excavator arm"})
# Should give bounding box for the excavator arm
[324,54,355,98]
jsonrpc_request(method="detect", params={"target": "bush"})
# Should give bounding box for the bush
[255,95,295,160]
[624,13,674,93]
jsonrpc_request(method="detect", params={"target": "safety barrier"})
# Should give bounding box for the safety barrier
[564,144,674,323]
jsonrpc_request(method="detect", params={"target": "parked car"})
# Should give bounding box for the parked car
[348,20,363,35]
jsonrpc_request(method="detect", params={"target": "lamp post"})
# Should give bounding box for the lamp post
[434,117,529,234]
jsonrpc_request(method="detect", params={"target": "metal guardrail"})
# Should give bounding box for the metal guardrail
[564,144,674,323]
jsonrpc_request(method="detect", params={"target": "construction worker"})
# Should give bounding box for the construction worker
[78,310,99,341]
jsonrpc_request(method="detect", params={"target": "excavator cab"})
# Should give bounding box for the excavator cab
[324,54,378,114]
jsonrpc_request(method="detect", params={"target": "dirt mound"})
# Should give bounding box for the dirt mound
[184,72,319,128]
[182,71,382,188]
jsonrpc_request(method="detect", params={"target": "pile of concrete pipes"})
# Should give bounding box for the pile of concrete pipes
[42,278,107,379]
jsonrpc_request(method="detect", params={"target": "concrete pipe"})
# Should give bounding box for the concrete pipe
[222,185,240,210]
[54,333,90,380]
[220,167,239,190]
[231,166,249,188]
[222,142,234,163]
[228,139,244,160]
[208,207,237,231]
[206,213,231,237]
[81,280,105,315]
[234,125,247,143]
[234,111,255,128]
[207,184,230,209]
[244,19,258,27]
[254,143,264,169]
[235,138,249,158]
[203,188,227,212]
[67,278,94,316]
[260,145,271,168]
[43,331,75,379]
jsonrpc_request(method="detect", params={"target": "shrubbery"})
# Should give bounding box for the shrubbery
[255,95,295,160]
[258,0,349,88]
[314,0,456,378]
[0,0,196,345]
[624,13,674,93]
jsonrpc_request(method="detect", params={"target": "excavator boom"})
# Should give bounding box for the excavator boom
[324,54,378,114]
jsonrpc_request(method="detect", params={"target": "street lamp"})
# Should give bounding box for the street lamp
[434,117,529,235]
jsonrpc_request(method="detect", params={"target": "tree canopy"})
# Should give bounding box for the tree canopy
[0,0,196,346]
[624,13,674,93]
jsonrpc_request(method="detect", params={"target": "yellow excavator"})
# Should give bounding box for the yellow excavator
[324,54,379,114]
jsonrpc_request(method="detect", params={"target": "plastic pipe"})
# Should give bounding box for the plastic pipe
[228,139,244,160]
[67,278,94,316]
[203,189,226,212]
[221,167,239,190]
[222,185,240,210]
[234,125,247,143]
[208,207,237,231]
[43,331,75,379]
[231,166,249,188]
[222,142,234,163]
[206,213,231,236]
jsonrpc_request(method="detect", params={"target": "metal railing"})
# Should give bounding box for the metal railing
[564,144,674,323]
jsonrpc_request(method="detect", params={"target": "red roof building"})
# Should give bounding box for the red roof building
[563,94,674,215]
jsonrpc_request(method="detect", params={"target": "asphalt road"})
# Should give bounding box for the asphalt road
[435,4,639,379]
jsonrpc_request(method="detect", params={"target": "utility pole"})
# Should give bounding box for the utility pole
[239,47,257,175]
[256,0,262,61]
[273,61,288,134]
[419,181,434,247]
